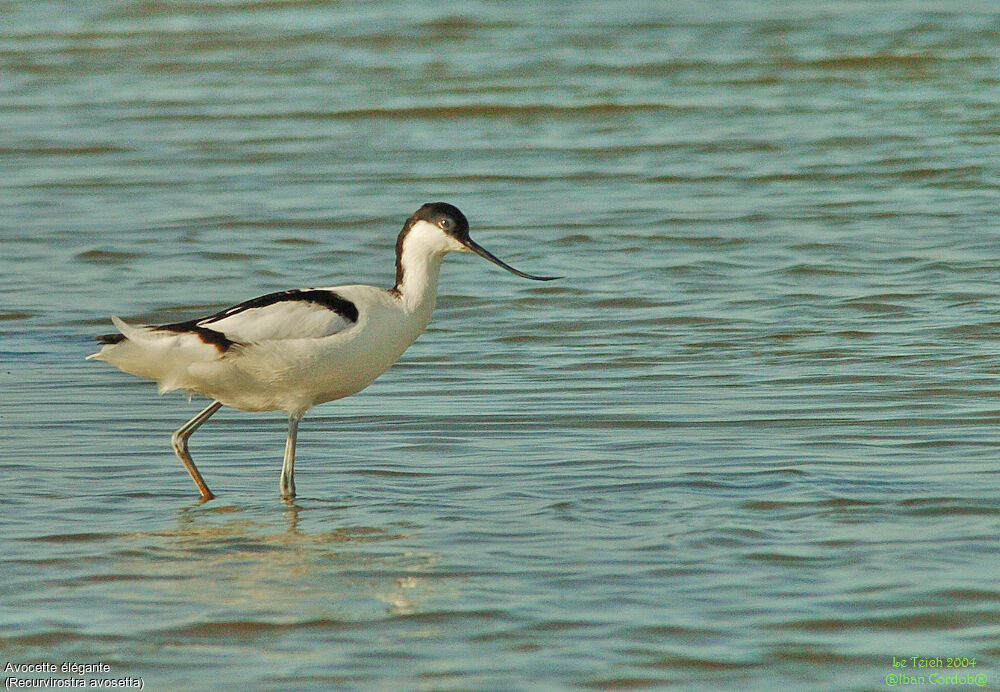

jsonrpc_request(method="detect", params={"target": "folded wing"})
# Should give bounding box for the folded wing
[186,289,359,345]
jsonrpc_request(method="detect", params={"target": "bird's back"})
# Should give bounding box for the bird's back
[88,284,428,414]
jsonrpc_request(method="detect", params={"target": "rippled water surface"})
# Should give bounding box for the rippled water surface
[4,1,1000,689]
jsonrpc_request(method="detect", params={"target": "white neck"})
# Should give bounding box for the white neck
[392,225,454,323]
[395,249,443,317]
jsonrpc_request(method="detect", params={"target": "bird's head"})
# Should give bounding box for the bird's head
[398,202,560,281]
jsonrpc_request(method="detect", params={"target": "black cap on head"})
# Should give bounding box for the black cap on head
[407,202,470,241]
[397,202,561,284]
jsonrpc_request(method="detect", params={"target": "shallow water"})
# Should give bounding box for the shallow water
[3,1,1000,690]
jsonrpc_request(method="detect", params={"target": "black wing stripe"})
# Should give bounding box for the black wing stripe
[198,289,360,325]
[93,322,233,351]
[154,319,236,351]
[93,289,358,352]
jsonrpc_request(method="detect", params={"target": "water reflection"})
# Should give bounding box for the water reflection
[106,502,445,622]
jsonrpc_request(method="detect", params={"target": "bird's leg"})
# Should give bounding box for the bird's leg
[280,413,301,500]
[171,400,223,501]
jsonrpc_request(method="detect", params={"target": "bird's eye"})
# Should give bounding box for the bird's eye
[439,218,454,230]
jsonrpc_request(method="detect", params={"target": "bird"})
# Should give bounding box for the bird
[87,202,558,501]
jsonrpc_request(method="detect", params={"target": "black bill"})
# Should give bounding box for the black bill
[463,238,561,281]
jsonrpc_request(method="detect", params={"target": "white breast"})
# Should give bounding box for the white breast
[181,285,428,414]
